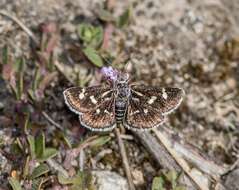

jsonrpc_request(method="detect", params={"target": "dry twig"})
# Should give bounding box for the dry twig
[115,126,136,190]
[133,130,198,189]
[63,135,99,170]
[42,111,64,130]
[153,128,208,190]
[0,10,39,45]
[133,126,229,190]
[159,125,227,179]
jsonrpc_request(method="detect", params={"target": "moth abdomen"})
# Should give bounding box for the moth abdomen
[115,100,127,123]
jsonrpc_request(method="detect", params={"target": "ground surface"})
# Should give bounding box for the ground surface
[0,0,239,190]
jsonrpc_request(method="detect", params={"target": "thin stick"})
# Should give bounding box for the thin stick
[0,10,39,45]
[160,125,226,179]
[42,111,63,130]
[115,126,136,190]
[153,128,208,190]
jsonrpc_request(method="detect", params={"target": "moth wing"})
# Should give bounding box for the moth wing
[130,85,184,115]
[80,97,116,131]
[123,97,164,130]
[63,85,114,114]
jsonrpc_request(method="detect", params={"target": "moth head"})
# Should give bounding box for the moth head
[117,72,129,84]
[116,72,130,99]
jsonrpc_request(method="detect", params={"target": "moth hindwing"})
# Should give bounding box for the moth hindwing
[63,85,116,131]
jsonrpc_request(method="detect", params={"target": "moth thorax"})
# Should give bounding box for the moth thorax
[117,83,131,99]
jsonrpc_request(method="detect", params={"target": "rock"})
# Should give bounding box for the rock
[224,168,239,190]
[92,171,129,190]
[0,152,11,187]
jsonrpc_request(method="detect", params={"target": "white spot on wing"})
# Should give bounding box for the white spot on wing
[104,110,110,115]
[104,97,111,101]
[90,95,98,104]
[130,110,140,116]
[147,96,157,104]
[132,97,140,101]
[79,88,85,100]
[144,109,148,114]
[162,88,168,100]
[96,109,100,114]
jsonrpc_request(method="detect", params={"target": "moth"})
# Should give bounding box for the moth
[63,67,185,131]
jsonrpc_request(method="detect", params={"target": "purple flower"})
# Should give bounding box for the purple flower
[100,66,118,82]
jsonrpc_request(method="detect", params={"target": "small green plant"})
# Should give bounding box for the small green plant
[1,55,26,100]
[151,170,186,190]
[58,170,94,190]
[24,132,57,186]
[8,177,22,190]
[8,132,58,190]
[77,23,104,67]
[97,6,132,28]
[27,132,58,162]
[76,5,132,68]
[77,23,103,48]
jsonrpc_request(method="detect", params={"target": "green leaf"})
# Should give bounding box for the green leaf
[8,177,22,190]
[15,59,25,100]
[117,7,132,28]
[89,136,111,148]
[62,134,72,149]
[98,9,115,22]
[77,24,103,48]
[152,176,165,190]
[35,133,45,158]
[91,26,103,48]
[31,163,49,179]
[23,156,30,178]
[38,148,58,162]
[174,186,186,190]
[58,172,82,185]
[58,171,92,188]
[2,45,8,65]
[78,24,94,43]
[164,170,178,188]
[32,67,41,91]
[83,47,103,67]
[24,113,30,134]
[27,135,36,158]
[70,184,84,190]
[32,178,44,190]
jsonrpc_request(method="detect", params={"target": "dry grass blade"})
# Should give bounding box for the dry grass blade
[47,158,69,177]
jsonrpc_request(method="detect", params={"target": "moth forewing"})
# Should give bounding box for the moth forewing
[63,85,114,113]
[130,85,185,116]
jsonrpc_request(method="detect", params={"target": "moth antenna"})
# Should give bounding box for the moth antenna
[123,58,131,72]
[101,55,112,65]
